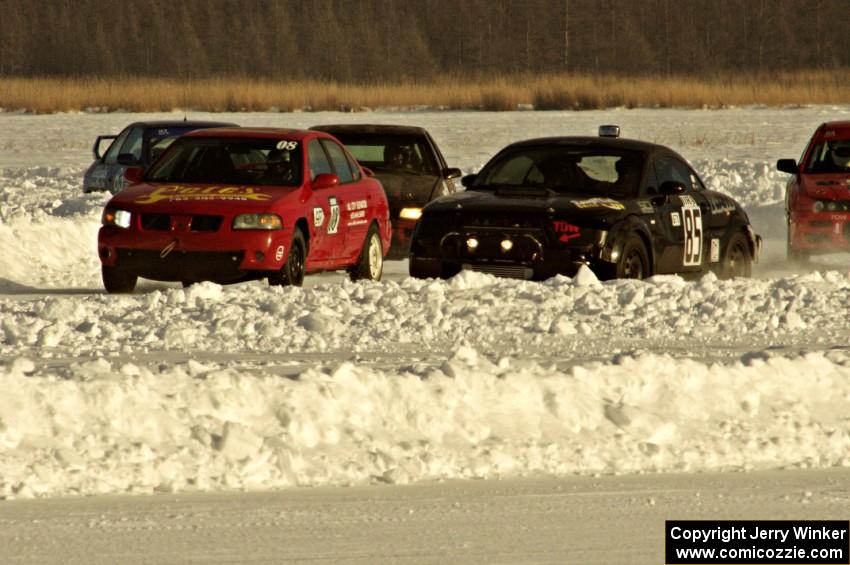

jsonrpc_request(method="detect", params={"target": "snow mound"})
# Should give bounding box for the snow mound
[1,350,848,498]
[5,271,850,360]
[695,158,788,208]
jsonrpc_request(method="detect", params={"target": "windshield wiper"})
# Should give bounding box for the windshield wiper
[370,165,429,177]
[468,184,556,197]
[468,183,527,191]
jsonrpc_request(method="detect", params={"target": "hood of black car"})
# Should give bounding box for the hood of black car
[423,188,630,224]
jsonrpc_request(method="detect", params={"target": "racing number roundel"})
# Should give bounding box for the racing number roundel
[327,197,340,234]
[680,195,703,266]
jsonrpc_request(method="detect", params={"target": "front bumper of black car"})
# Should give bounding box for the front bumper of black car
[411,227,607,280]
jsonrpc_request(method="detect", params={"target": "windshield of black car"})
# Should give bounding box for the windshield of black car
[805,139,850,174]
[329,133,438,175]
[475,146,643,196]
[145,137,303,186]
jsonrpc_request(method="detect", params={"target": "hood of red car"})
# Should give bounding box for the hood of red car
[109,182,297,211]
[802,174,850,200]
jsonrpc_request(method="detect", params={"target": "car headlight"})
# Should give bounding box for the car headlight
[102,208,132,228]
[232,213,283,230]
[399,207,422,220]
[812,201,825,213]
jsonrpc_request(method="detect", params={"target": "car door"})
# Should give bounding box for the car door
[321,138,371,263]
[307,138,345,264]
[652,155,709,273]
[688,169,730,269]
[105,125,144,193]
[424,131,459,198]
[100,126,132,193]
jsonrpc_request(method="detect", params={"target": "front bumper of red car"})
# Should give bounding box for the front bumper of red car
[98,225,292,283]
[789,209,850,252]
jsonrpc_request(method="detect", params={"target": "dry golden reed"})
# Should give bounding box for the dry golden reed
[1,72,848,114]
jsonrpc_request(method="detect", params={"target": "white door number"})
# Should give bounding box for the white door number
[327,197,340,235]
[680,196,703,266]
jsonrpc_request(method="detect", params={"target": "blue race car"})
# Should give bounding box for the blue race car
[82,120,237,194]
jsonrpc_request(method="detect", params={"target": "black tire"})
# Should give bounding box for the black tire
[349,224,383,282]
[102,265,137,294]
[786,224,809,264]
[719,232,753,279]
[270,228,306,287]
[409,255,461,279]
[602,233,649,280]
[409,255,439,279]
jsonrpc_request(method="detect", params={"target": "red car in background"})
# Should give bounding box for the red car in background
[778,121,850,262]
[98,128,391,293]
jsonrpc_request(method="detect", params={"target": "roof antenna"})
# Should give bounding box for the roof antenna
[183,114,187,122]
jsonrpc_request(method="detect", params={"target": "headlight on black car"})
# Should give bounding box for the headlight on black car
[102,208,132,228]
[232,213,283,230]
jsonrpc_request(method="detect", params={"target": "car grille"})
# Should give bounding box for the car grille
[140,214,223,232]
[441,230,545,262]
[190,215,223,232]
[116,249,246,282]
[462,263,534,280]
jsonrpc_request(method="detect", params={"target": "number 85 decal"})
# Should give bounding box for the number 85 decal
[680,196,703,266]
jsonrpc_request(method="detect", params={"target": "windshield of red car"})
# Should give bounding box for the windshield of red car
[145,137,303,186]
[475,146,643,196]
[805,139,850,174]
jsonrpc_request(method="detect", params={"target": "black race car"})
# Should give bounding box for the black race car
[409,126,761,281]
[310,124,461,259]
[82,120,237,194]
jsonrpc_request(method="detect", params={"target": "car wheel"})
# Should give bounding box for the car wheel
[719,232,752,279]
[349,225,383,282]
[102,265,137,294]
[271,228,306,287]
[409,255,441,279]
[606,234,649,280]
[786,224,809,264]
[409,255,461,279]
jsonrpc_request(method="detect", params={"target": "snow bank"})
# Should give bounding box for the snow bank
[694,158,788,208]
[1,348,849,498]
[3,270,850,361]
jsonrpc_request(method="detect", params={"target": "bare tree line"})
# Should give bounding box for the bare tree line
[0,0,847,79]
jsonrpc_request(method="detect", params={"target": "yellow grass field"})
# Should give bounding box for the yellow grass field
[1,71,848,113]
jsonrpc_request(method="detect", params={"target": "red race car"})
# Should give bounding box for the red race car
[778,121,850,262]
[98,128,391,293]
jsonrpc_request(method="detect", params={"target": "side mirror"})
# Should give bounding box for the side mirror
[776,159,798,174]
[123,166,144,185]
[660,181,686,196]
[442,167,462,180]
[93,135,117,160]
[117,153,139,166]
[313,173,340,189]
[461,173,478,188]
